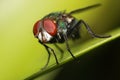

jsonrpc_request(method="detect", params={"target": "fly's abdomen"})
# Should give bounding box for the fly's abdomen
[67,19,81,39]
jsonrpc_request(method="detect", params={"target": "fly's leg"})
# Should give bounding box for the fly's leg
[39,41,59,69]
[68,19,111,38]
[41,47,51,69]
[54,44,64,53]
[63,34,76,59]
[43,44,59,68]
[54,44,64,60]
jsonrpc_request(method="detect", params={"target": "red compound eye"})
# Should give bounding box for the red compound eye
[43,19,57,36]
[33,20,41,37]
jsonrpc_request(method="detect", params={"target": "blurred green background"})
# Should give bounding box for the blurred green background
[0,0,119,80]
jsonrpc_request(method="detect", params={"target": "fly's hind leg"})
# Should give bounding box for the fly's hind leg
[68,19,111,38]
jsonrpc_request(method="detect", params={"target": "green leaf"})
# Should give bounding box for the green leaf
[25,27,120,80]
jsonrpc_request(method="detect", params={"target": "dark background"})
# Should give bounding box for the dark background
[54,37,120,80]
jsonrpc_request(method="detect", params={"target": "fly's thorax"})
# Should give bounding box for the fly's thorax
[57,14,75,34]
[43,12,62,20]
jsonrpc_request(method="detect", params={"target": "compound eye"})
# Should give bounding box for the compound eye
[43,19,57,36]
[33,20,41,37]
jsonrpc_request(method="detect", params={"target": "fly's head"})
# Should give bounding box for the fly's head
[33,19,57,43]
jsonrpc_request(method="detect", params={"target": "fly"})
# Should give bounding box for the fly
[33,4,111,69]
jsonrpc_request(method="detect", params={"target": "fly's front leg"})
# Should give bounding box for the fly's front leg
[42,47,51,69]
[39,41,59,69]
